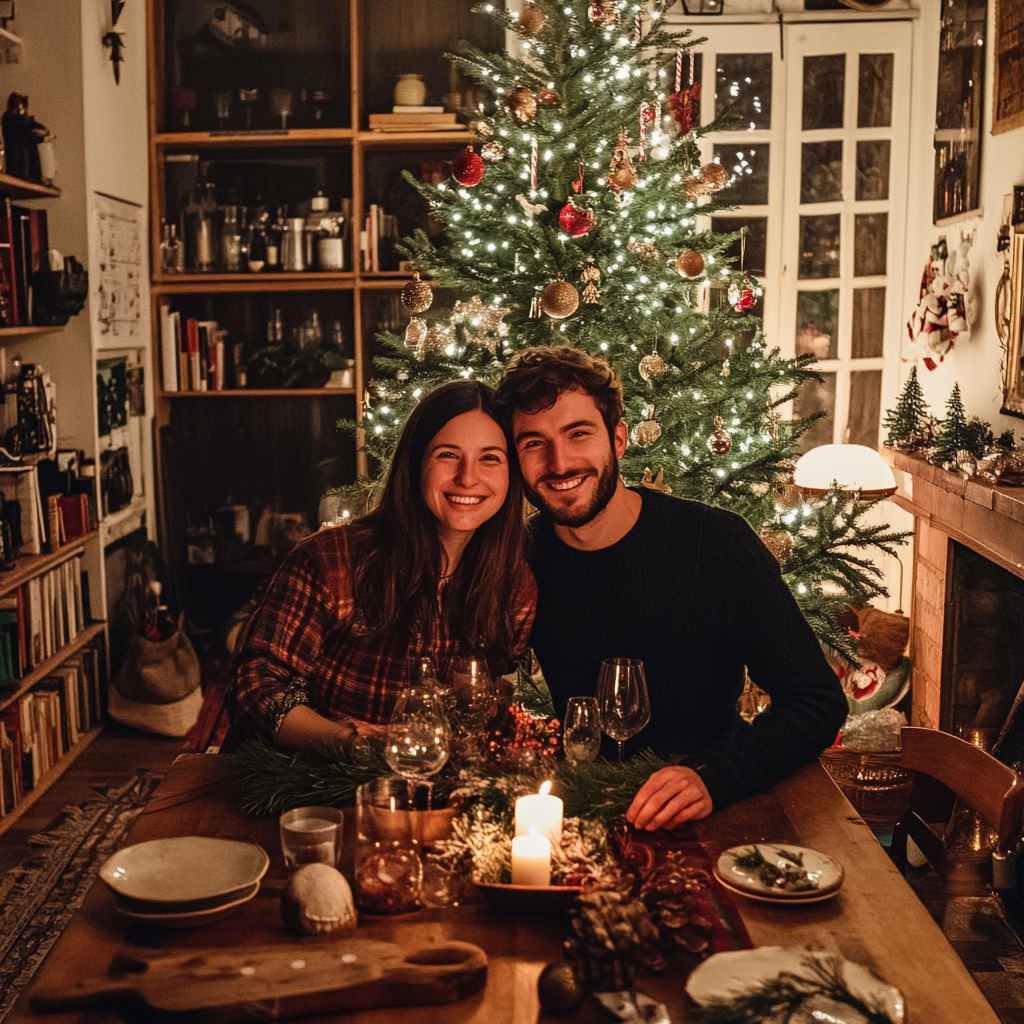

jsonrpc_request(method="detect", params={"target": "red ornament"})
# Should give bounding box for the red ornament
[537,87,560,107]
[559,201,594,237]
[729,276,756,312]
[667,82,701,134]
[452,146,485,187]
[640,103,656,125]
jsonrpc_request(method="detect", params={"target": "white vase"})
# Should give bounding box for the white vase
[394,74,426,107]
[37,139,56,185]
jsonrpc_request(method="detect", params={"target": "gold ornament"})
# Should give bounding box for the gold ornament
[774,474,802,511]
[633,404,661,447]
[480,140,505,163]
[628,239,660,263]
[720,358,730,377]
[638,352,667,381]
[760,529,794,566]
[580,260,601,304]
[706,415,732,456]
[540,277,580,319]
[529,294,542,318]
[588,0,622,28]
[504,86,538,125]
[416,322,454,359]
[765,409,781,440]
[675,250,704,279]
[468,119,493,139]
[518,2,546,35]
[401,272,433,314]
[404,317,427,348]
[607,128,638,193]
[641,467,672,494]
[450,295,510,353]
[699,161,729,192]
[682,177,710,201]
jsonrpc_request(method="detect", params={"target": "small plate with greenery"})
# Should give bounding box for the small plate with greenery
[714,844,843,899]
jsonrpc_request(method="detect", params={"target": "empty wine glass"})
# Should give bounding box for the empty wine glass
[446,654,497,762]
[214,90,232,130]
[563,696,602,765]
[271,87,293,130]
[384,659,451,793]
[238,87,258,130]
[595,659,651,762]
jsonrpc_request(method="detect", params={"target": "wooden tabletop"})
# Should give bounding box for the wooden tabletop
[8,754,999,1024]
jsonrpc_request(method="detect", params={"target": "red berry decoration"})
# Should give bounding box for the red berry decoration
[537,87,560,108]
[559,201,595,238]
[452,146,485,187]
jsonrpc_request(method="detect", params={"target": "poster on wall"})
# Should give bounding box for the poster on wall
[993,0,1024,135]
[91,191,143,340]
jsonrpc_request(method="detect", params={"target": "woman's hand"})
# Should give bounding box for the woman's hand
[276,706,383,755]
[626,766,713,831]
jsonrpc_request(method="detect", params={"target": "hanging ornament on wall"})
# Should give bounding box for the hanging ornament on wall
[633,405,662,447]
[638,352,667,382]
[759,529,793,566]
[536,87,560,108]
[675,250,704,279]
[504,86,538,124]
[559,199,594,237]
[627,239,660,263]
[480,140,505,163]
[580,260,601,303]
[699,161,729,193]
[452,146,485,187]
[706,415,733,456]
[450,295,510,353]
[404,317,427,348]
[540,276,580,319]
[608,128,638,193]
[588,0,622,28]
[401,272,433,314]
[518,2,546,35]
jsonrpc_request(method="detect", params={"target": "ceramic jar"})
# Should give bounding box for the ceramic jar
[394,74,426,107]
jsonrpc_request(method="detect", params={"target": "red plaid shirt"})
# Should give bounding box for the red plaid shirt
[223,525,536,745]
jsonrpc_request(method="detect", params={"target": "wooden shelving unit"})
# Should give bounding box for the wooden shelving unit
[0,533,97,601]
[160,388,357,398]
[0,325,66,338]
[0,171,60,199]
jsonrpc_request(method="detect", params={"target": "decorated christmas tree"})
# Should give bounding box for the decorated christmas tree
[882,365,931,451]
[343,0,908,657]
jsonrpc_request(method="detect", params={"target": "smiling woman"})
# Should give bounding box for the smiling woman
[222,381,536,756]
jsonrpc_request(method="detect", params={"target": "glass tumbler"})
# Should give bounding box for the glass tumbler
[354,777,424,914]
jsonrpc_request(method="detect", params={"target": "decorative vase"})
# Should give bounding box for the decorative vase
[394,74,427,107]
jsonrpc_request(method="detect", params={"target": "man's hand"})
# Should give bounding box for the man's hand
[626,766,713,831]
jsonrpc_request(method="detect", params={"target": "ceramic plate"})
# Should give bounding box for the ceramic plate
[99,837,269,904]
[473,877,581,915]
[686,947,905,1023]
[113,882,260,929]
[715,844,843,898]
[714,874,841,906]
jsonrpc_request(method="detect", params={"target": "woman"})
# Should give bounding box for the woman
[223,380,535,753]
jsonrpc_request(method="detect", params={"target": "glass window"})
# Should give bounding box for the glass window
[854,213,888,276]
[715,53,773,130]
[855,140,891,201]
[802,55,845,130]
[712,143,769,205]
[793,372,836,452]
[800,141,843,204]
[798,214,841,278]
[852,288,886,357]
[796,290,839,360]
[712,216,767,275]
[858,54,894,128]
[849,370,883,447]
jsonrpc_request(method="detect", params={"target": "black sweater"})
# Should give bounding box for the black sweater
[528,488,848,809]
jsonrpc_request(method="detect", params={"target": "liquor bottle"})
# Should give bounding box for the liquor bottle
[246,207,268,272]
[265,206,285,271]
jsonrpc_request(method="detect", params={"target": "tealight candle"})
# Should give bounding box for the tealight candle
[514,780,563,845]
[511,828,551,886]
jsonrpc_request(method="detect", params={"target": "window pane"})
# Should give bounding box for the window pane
[794,372,836,452]
[852,288,886,357]
[854,213,888,276]
[856,140,891,201]
[715,53,773,130]
[800,141,843,204]
[712,143,769,205]
[849,370,883,448]
[712,216,767,274]
[796,290,839,360]
[858,53,894,127]
[802,55,845,130]
[799,214,841,278]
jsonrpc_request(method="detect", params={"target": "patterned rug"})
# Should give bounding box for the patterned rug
[0,771,163,1021]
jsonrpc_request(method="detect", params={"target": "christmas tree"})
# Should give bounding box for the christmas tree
[882,365,930,451]
[345,0,908,658]
[930,382,970,468]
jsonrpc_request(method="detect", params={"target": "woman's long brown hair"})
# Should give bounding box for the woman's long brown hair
[350,380,528,666]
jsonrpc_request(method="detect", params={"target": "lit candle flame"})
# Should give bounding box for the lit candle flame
[539,780,552,797]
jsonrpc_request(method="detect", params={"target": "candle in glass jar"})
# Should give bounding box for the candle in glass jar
[511,828,551,886]
[514,780,563,845]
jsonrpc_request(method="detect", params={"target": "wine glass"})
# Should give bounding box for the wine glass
[595,659,650,762]
[271,87,293,130]
[238,87,258,130]
[446,654,497,762]
[214,91,232,130]
[384,673,451,795]
[563,696,602,765]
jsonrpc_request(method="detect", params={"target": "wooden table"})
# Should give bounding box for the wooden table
[8,755,999,1023]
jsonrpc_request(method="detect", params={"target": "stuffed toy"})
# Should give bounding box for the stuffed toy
[905,254,969,370]
[830,604,911,714]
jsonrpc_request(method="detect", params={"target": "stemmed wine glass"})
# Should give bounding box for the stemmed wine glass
[595,659,650,762]
[271,87,293,130]
[563,696,602,765]
[384,658,451,801]
[214,91,232,130]
[238,87,259,130]
[445,654,497,763]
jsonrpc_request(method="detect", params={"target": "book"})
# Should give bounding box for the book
[46,494,64,551]
[368,113,458,132]
[197,320,217,392]
[392,105,446,113]
[185,318,201,391]
[0,212,20,326]
[0,465,43,555]
[57,493,90,540]
[159,304,179,392]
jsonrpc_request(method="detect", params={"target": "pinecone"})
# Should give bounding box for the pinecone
[637,851,716,955]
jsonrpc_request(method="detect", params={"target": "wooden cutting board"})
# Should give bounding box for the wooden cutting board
[31,939,487,1022]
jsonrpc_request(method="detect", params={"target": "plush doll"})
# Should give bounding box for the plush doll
[905,255,968,370]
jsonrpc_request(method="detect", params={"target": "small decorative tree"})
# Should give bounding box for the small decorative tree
[883,365,930,451]
[930,383,971,467]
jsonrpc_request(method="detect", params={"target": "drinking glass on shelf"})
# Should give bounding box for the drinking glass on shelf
[595,659,650,762]
[271,87,293,130]
[446,654,497,762]
[214,90,232,130]
[238,87,258,130]
[384,659,451,790]
[563,696,602,765]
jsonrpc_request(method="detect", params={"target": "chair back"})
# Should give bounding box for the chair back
[900,726,1024,851]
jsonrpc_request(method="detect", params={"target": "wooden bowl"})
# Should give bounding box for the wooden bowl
[473,878,581,915]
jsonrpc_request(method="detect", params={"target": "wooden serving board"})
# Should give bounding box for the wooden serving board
[30,939,487,1022]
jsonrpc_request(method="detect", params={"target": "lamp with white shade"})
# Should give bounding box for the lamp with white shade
[793,444,897,501]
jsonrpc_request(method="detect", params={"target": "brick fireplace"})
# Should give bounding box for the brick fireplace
[885,450,1024,752]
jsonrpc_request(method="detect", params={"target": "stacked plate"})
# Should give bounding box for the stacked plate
[713,843,844,905]
[99,836,270,928]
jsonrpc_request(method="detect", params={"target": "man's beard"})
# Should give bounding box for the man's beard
[526,452,619,527]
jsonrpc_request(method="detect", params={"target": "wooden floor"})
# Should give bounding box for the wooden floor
[0,723,186,875]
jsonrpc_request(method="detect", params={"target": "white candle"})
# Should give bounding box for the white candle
[514,780,563,845]
[511,829,551,886]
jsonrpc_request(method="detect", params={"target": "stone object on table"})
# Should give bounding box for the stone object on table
[840,708,906,751]
[281,863,357,936]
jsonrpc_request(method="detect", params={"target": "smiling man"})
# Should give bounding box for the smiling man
[495,346,847,831]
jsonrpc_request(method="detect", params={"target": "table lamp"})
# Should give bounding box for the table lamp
[793,444,897,501]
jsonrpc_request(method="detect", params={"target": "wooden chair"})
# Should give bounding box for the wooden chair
[891,726,1024,893]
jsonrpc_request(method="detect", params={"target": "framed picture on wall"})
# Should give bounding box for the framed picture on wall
[993,0,1024,136]
[1002,227,1024,419]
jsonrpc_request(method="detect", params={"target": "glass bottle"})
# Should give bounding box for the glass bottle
[182,181,217,272]
[246,208,268,272]
[220,204,244,272]
[159,219,182,274]
[265,206,285,271]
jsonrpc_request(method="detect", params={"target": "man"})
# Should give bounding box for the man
[495,346,847,831]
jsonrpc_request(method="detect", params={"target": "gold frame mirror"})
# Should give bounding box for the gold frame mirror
[1002,227,1024,418]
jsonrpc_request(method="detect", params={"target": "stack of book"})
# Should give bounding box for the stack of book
[159,309,241,392]
[0,200,48,327]
[360,204,400,272]
[367,106,458,133]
